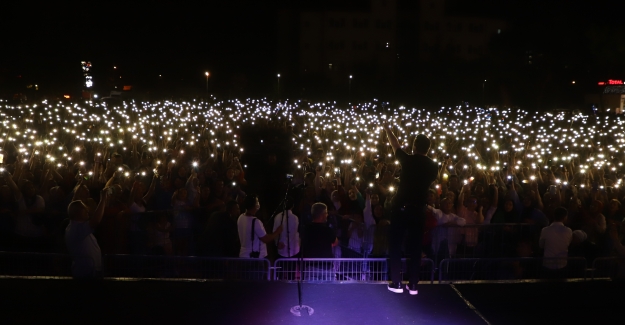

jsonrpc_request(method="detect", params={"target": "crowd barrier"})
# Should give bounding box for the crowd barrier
[591,257,625,280]
[103,255,272,280]
[438,257,587,283]
[3,251,621,284]
[273,258,435,283]
[0,252,72,277]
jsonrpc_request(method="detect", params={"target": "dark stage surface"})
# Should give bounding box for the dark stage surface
[0,279,621,324]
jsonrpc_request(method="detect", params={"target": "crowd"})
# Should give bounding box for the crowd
[1,98,625,278]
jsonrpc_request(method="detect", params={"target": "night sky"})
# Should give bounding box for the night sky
[1,0,623,105]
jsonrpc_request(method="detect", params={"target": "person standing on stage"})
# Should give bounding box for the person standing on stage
[382,124,438,295]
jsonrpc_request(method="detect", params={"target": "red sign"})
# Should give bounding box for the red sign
[598,80,623,86]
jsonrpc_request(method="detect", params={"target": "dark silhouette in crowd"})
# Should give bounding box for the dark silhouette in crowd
[382,123,438,296]
[65,189,110,279]
[198,200,240,257]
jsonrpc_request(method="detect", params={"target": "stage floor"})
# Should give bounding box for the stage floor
[0,279,621,324]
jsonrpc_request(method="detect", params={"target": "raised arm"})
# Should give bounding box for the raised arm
[382,124,401,154]
[90,189,110,229]
[143,174,159,203]
[3,172,23,202]
[531,181,544,211]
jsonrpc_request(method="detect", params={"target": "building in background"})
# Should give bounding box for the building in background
[81,61,94,99]
[418,0,506,62]
[585,80,625,114]
[277,0,507,103]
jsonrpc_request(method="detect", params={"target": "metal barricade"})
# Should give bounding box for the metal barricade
[273,258,435,284]
[103,255,271,280]
[438,257,587,283]
[0,251,72,277]
[273,258,388,282]
[405,258,435,284]
[592,257,625,280]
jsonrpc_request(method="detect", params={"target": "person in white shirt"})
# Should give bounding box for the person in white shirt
[237,194,282,258]
[65,188,110,279]
[273,199,300,258]
[539,207,573,278]
[429,197,466,258]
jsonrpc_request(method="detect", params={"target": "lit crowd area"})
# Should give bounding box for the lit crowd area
[0,98,623,266]
[1,99,622,188]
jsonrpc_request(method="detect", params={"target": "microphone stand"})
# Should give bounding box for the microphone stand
[284,178,291,275]
[286,178,313,316]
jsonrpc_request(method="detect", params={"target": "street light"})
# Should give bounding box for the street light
[205,72,210,97]
[482,79,486,108]
[277,73,281,97]
[349,75,353,104]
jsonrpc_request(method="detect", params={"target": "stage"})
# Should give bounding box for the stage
[0,278,621,324]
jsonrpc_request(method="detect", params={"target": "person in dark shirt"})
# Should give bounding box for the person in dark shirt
[302,203,338,258]
[197,200,240,257]
[301,203,338,280]
[382,124,438,295]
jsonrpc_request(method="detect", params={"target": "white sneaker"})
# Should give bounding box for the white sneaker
[406,284,418,295]
[387,283,404,293]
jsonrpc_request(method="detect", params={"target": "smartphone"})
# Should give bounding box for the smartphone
[549,185,557,195]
